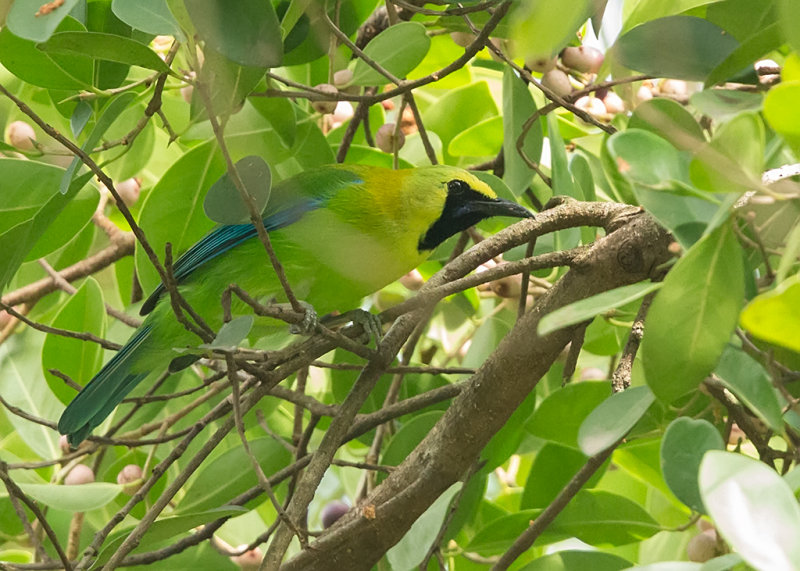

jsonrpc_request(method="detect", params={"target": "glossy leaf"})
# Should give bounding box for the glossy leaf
[517,550,631,571]
[111,0,184,38]
[203,155,272,225]
[39,32,170,73]
[606,129,688,188]
[527,381,611,449]
[705,22,781,87]
[614,16,739,81]
[386,484,460,570]
[764,81,800,151]
[778,0,800,53]
[18,481,121,511]
[6,0,81,42]
[448,116,503,157]
[661,418,724,513]
[0,17,93,90]
[510,0,592,57]
[185,0,282,68]
[740,275,800,353]
[41,278,106,405]
[689,112,764,194]
[176,438,292,513]
[351,22,430,86]
[642,223,744,403]
[539,282,661,336]
[715,346,784,432]
[193,48,265,119]
[521,442,606,509]
[59,92,138,194]
[628,98,706,151]
[689,89,763,122]
[578,386,656,456]
[207,316,254,350]
[502,67,543,196]
[700,451,800,570]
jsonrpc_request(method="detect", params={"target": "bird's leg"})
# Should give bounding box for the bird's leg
[288,301,318,335]
[322,309,383,345]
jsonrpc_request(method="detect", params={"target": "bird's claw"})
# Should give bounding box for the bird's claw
[289,301,318,335]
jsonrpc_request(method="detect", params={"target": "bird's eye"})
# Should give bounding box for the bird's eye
[447,179,470,195]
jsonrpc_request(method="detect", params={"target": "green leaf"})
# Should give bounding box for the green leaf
[740,275,800,353]
[700,451,800,569]
[41,277,106,405]
[715,346,784,432]
[59,92,138,194]
[660,418,724,513]
[448,116,503,157]
[623,0,724,31]
[689,112,764,194]
[764,81,800,152]
[502,67,543,196]
[0,17,93,90]
[111,0,184,39]
[527,381,611,449]
[520,443,606,509]
[176,438,292,514]
[381,412,443,475]
[510,0,592,58]
[39,31,170,73]
[0,159,96,291]
[606,129,688,188]
[578,386,656,456]
[185,0,282,68]
[539,282,661,336]
[18,481,121,511]
[351,22,430,86]
[193,48,266,119]
[386,484,460,570]
[92,507,247,568]
[778,0,800,53]
[547,113,577,198]
[423,81,497,165]
[614,16,739,81]
[135,142,225,294]
[0,335,63,460]
[642,223,744,403]
[704,21,782,87]
[689,89,763,122]
[249,95,297,147]
[517,550,631,571]
[628,98,706,151]
[207,316,254,350]
[6,0,82,42]
[203,155,272,225]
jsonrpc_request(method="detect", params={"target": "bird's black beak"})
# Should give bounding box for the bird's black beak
[456,196,534,221]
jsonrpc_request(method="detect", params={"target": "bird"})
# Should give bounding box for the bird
[58,164,533,446]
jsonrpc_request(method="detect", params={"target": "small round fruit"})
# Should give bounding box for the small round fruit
[399,269,424,291]
[115,178,141,206]
[4,120,37,151]
[65,464,95,485]
[331,101,354,126]
[687,530,719,562]
[450,31,475,48]
[321,500,349,529]
[579,367,606,381]
[117,464,144,495]
[658,79,688,97]
[333,69,354,89]
[574,95,607,119]
[490,275,523,298]
[561,46,604,74]
[541,69,572,98]
[525,54,557,73]
[602,91,625,114]
[230,546,262,570]
[311,84,338,114]
[635,84,653,105]
[375,122,405,153]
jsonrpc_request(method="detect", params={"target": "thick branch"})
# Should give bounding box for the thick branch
[283,207,672,569]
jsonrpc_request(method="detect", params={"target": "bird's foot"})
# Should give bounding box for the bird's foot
[288,301,318,335]
[324,309,383,345]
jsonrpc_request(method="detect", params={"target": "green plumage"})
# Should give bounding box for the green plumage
[58,164,531,446]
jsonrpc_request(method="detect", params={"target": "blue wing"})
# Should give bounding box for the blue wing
[139,167,364,316]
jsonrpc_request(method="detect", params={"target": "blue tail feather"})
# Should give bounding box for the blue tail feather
[58,325,152,447]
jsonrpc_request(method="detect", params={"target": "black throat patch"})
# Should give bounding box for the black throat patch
[418,180,496,251]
